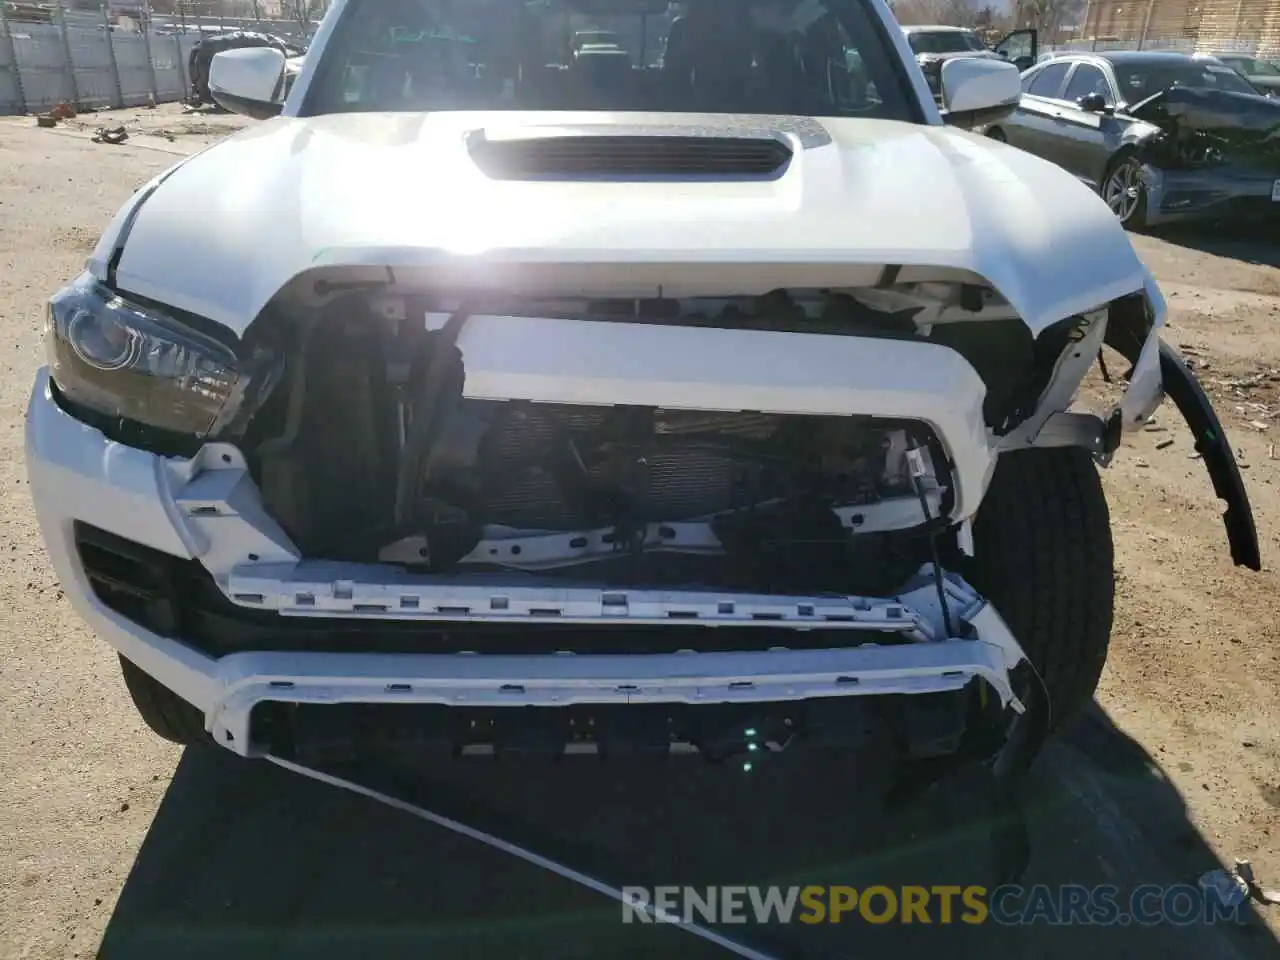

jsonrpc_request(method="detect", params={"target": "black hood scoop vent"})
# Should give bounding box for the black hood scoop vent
[466,128,794,181]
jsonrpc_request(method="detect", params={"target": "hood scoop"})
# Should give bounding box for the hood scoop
[466,128,794,181]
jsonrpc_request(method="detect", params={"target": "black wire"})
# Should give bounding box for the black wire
[293,755,849,960]
[926,529,955,639]
[908,461,954,638]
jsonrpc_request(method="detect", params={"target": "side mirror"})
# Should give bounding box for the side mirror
[939,57,1021,129]
[1077,92,1108,112]
[209,47,288,120]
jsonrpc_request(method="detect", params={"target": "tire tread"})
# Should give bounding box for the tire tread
[118,655,207,745]
[969,447,1115,727]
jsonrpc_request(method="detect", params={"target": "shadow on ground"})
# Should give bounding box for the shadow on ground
[97,705,1280,960]
[1151,222,1280,269]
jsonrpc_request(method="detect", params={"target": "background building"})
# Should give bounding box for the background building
[1079,0,1280,54]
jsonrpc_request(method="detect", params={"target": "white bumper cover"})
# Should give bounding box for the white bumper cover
[25,367,1032,757]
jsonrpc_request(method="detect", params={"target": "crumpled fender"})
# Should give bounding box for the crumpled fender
[1105,286,1261,571]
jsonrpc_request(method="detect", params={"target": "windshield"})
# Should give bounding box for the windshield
[301,0,916,120]
[905,29,984,54]
[1113,60,1260,101]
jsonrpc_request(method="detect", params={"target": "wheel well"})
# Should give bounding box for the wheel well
[986,126,1006,141]
[1100,147,1138,190]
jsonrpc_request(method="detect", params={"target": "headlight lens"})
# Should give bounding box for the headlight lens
[46,275,276,438]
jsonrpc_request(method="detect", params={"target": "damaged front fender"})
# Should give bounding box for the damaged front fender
[1110,277,1166,432]
[1105,285,1261,571]
[1118,86,1280,224]
[1128,84,1280,173]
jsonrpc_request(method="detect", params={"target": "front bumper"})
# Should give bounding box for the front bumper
[26,368,1030,758]
[1143,164,1280,226]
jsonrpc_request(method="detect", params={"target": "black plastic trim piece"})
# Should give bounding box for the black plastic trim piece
[1104,294,1259,569]
[1156,342,1261,570]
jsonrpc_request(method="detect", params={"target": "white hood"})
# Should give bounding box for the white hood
[96,111,1151,339]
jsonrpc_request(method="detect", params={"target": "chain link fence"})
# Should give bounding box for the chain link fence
[1048,0,1280,56]
[0,2,312,115]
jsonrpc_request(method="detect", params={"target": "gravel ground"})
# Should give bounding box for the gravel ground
[1,105,1278,960]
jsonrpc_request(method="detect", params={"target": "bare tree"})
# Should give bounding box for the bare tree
[891,0,1005,28]
[283,0,324,32]
[1013,0,1085,37]
[220,0,263,17]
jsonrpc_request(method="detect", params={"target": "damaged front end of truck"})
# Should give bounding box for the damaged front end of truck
[18,117,1258,791]
[30,238,1258,781]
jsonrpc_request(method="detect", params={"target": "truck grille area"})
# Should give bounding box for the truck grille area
[72,523,920,658]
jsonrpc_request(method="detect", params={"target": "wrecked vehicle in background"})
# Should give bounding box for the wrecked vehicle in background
[1135,83,1280,172]
[991,50,1280,227]
[25,0,1259,788]
[901,24,1038,100]
[186,30,305,108]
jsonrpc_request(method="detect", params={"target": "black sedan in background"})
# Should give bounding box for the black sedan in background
[987,50,1280,228]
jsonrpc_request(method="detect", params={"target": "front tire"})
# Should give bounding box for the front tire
[964,447,1115,730]
[1102,154,1148,229]
[118,655,207,746]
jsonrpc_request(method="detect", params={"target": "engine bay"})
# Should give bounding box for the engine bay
[247,288,994,597]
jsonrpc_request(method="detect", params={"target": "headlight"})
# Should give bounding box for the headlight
[46,275,278,438]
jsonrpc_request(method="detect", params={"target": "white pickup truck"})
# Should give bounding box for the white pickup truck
[26,0,1257,775]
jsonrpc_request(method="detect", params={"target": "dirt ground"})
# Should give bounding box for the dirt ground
[0,104,1278,960]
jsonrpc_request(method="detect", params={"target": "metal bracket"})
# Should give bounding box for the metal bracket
[1024,409,1121,466]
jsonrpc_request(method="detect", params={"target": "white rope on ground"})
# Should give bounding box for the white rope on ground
[266,754,785,960]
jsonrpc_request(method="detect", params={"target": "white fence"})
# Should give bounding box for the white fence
[0,9,309,114]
